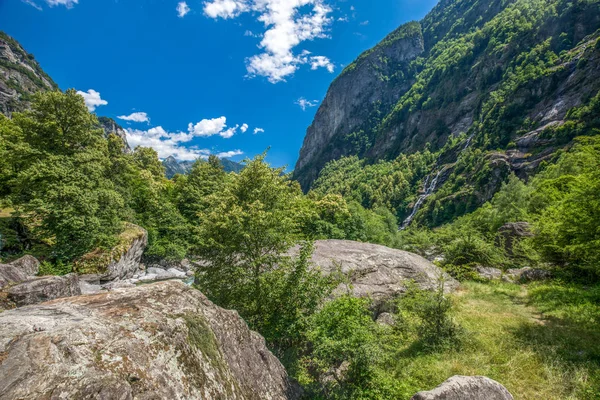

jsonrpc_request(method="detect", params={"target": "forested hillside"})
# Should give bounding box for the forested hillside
[296,0,600,228]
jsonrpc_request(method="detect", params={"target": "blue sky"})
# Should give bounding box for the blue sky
[2,0,438,169]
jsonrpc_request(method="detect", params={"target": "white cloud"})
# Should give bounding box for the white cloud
[240,123,249,133]
[220,124,239,139]
[253,127,264,134]
[22,0,42,10]
[118,112,149,123]
[46,0,78,7]
[204,0,248,18]
[76,89,108,112]
[177,2,190,17]
[296,97,319,111]
[309,55,334,72]
[125,126,243,161]
[360,20,369,26]
[187,116,228,137]
[203,0,334,83]
[216,150,244,158]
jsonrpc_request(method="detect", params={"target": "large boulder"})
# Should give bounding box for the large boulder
[0,281,299,400]
[74,224,148,282]
[8,255,40,276]
[306,240,458,305]
[0,264,29,289]
[411,376,514,400]
[7,273,80,307]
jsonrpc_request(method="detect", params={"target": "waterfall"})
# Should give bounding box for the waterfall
[400,169,443,230]
[462,134,474,151]
[399,135,473,230]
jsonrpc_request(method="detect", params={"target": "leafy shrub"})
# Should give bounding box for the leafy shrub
[396,281,463,350]
[302,295,381,399]
[39,260,72,276]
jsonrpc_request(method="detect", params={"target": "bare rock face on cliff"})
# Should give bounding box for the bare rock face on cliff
[294,22,425,190]
[304,240,458,306]
[0,281,299,400]
[0,32,58,116]
[97,116,132,153]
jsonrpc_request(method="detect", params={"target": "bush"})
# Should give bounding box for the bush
[38,260,72,276]
[396,280,463,349]
[302,295,381,399]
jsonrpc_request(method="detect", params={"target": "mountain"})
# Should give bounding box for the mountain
[294,0,600,221]
[0,32,132,152]
[0,31,58,115]
[163,155,244,179]
[97,116,131,153]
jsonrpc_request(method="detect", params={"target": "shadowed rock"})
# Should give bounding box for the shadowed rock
[0,281,300,400]
[0,264,29,289]
[411,375,514,400]
[505,267,552,283]
[497,222,534,256]
[7,273,80,307]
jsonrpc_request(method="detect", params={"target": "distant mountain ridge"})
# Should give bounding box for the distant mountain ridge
[163,155,244,179]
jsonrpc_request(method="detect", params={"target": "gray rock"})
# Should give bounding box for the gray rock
[9,255,40,276]
[7,273,80,307]
[304,240,458,306]
[411,375,514,400]
[376,312,396,326]
[0,281,300,400]
[505,267,551,283]
[79,279,102,295]
[0,264,29,289]
[475,266,503,281]
[100,226,148,282]
[496,222,534,255]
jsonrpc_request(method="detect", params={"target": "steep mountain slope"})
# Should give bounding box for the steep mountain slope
[97,116,132,153]
[0,32,134,153]
[294,0,600,203]
[0,31,58,115]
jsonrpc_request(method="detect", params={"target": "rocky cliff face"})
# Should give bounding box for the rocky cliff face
[0,281,299,399]
[97,116,132,153]
[294,22,425,189]
[0,33,132,152]
[0,31,58,116]
[294,0,600,193]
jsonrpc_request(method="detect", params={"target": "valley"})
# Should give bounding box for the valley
[1,0,600,398]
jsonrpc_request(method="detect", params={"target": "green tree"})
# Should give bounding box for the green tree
[194,153,304,323]
[9,90,124,260]
[175,155,227,223]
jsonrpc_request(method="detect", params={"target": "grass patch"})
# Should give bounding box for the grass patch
[384,281,600,399]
